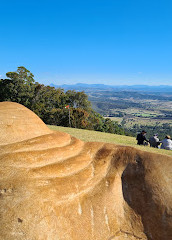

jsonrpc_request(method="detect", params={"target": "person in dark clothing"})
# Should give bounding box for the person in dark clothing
[136,130,149,145]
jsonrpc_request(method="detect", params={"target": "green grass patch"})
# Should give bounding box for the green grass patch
[48,125,172,157]
[134,113,157,117]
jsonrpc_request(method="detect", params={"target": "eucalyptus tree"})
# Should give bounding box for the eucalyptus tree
[1,66,37,108]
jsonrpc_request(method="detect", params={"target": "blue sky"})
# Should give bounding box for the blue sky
[0,0,172,85]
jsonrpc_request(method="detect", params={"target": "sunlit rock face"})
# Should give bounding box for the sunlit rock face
[0,102,171,240]
[0,102,52,145]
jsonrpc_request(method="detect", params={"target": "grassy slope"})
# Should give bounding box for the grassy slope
[48,125,172,157]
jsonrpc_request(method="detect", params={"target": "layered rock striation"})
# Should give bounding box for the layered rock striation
[0,102,171,240]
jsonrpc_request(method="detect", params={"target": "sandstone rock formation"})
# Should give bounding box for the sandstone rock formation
[0,102,171,240]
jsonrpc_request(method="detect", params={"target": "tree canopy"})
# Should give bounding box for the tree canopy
[0,66,125,135]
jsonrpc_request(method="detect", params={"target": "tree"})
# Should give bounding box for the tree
[0,66,126,136]
[1,66,36,108]
[31,84,66,120]
[66,90,91,110]
[0,78,13,101]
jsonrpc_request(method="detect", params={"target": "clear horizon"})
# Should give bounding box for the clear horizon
[1,0,172,86]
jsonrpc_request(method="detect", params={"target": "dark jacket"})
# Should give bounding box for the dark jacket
[136,133,148,145]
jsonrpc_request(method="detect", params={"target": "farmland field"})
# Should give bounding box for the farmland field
[85,88,172,138]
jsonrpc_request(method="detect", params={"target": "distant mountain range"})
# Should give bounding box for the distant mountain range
[50,83,172,93]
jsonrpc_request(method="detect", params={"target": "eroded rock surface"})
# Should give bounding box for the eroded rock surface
[0,102,171,240]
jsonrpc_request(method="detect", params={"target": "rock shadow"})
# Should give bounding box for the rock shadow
[121,157,171,240]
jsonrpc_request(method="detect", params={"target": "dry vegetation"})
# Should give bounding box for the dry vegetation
[48,125,172,156]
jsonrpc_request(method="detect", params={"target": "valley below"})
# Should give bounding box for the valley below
[53,83,172,139]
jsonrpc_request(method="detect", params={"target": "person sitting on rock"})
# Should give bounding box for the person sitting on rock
[136,130,149,145]
[160,135,172,150]
[149,134,160,148]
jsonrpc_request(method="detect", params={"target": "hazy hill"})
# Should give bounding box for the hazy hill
[50,83,172,93]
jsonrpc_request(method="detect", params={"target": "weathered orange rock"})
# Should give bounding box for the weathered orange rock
[0,102,171,240]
